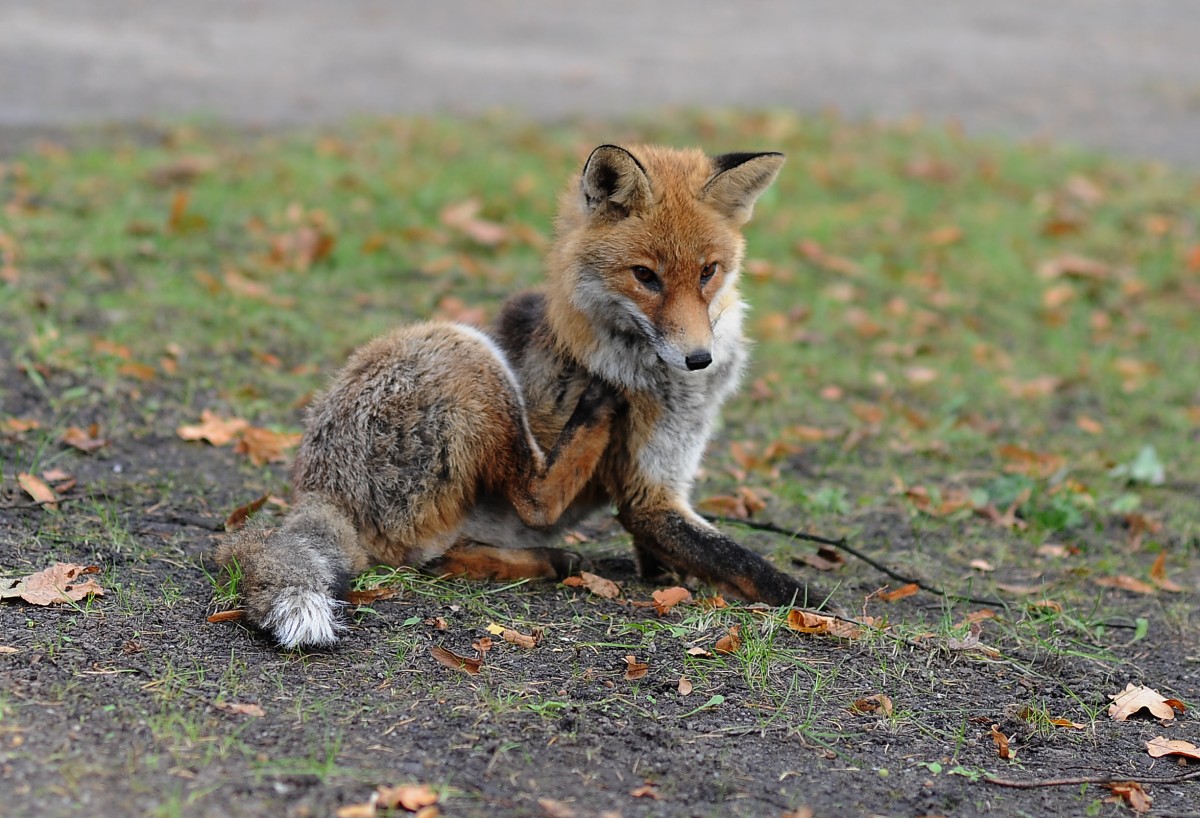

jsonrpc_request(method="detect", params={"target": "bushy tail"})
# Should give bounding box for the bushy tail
[216,497,364,649]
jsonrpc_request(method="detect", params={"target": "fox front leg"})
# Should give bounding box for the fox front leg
[618,500,821,608]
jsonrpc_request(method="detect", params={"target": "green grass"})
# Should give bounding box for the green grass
[1,114,1197,809]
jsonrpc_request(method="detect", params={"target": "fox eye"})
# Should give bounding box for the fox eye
[700,262,720,284]
[631,265,661,290]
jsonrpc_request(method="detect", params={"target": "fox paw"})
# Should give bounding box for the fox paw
[262,587,345,649]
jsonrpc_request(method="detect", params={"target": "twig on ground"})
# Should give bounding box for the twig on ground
[985,768,1200,788]
[704,514,1007,608]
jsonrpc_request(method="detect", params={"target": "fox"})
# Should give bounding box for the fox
[218,143,819,649]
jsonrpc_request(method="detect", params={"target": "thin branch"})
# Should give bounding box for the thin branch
[985,768,1200,788]
[704,513,1007,608]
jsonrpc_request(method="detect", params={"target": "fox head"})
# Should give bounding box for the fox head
[547,144,784,380]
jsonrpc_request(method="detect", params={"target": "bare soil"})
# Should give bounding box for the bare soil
[2,353,1198,818]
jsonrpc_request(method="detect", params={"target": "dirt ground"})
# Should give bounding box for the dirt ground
[2,366,1197,818]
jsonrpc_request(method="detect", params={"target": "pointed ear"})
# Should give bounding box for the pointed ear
[702,152,785,224]
[580,145,652,220]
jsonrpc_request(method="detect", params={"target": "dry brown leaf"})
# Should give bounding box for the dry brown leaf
[0,646,18,654]
[1106,782,1152,814]
[537,799,577,818]
[969,559,995,572]
[1149,552,1184,593]
[335,801,376,818]
[426,617,448,631]
[235,427,302,466]
[795,546,845,572]
[876,583,919,603]
[471,637,493,655]
[652,586,692,616]
[439,198,508,247]
[224,493,268,532]
[1145,736,1200,761]
[206,609,245,623]
[2,563,104,606]
[346,587,398,606]
[629,782,659,799]
[686,646,712,658]
[2,417,41,434]
[1094,575,1157,595]
[1048,717,1087,729]
[501,628,538,649]
[376,783,438,811]
[62,424,108,453]
[1108,683,1184,721]
[1076,415,1104,435]
[1038,254,1111,282]
[18,472,57,509]
[177,410,249,447]
[850,693,893,717]
[677,677,693,696]
[215,701,265,717]
[990,724,1014,760]
[714,625,742,655]
[623,654,648,681]
[430,645,481,675]
[562,571,621,600]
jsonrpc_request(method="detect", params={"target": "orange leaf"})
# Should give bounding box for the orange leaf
[177,410,249,447]
[1149,552,1184,593]
[224,493,269,532]
[1106,782,1152,814]
[376,784,438,811]
[62,424,108,453]
[2,417,41,434]
[206,609,245,623]
[849,693,894,717]
[629,782,659,799]
[652,586,692,616]
[1145,736,1200,761]
[990,724,1014,760]
[1107,683,1183,721]
[501,628,538,649]
[430,645,481,675]
[623,654,648,681]
[714,625,742,655]
[234,427,302,466]
[563,571,621,600]
[1094,575,1157,595]
[18,472,58,509]
[1048,717,1087,729]
[346,587,398,606]
[876,583,919,603]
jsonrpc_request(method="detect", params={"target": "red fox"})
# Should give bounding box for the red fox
[219,144,817,648]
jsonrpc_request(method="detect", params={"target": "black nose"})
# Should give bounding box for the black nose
[685,351,713,371]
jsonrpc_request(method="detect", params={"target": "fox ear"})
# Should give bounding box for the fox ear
[580,145,652,220]
[702,152,785,224]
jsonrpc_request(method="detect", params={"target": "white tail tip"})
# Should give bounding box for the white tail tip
[263,587,345,649]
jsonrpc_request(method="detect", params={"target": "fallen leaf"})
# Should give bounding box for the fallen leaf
[0,646,18,654]
[439,198,508,247]
[795,545,845,572]
[18,472,58,509]
[629,782,659,799]
[686,646,713,658]
[1145,736,1200,761]
[376,783,438,811]
[1,563,104,606]
[1094,575,1157,595]
[147,154,218,187]
[206,609,245,623]
[335,801,376,818]
[1107,683,1185,721]
[623,654,648,681]
[677,677,693,696]
[876,583,919,602]
[850,693,894,717]
[969,559,995,572]
[430,645,481,675]
[501,628,538,649]
[425,616,448,631]
[2,417,41,434]
[1149,552,1184,593]
[1106,781,1152,814]
[1048,717,1087,729]
[62,424,108,453]
[485,622,506,635]
[537,798,577,818]
[234,427,302,466]
[1038,254,1111,281]
[215,701,265,717]
[785,609,863,639]
[224,493,268,532]
[990,724,1014,760]
[471,637,493,655]
[346,587,398,605]
[1076,415,1104,435]
[652,586,692,616]
[177,410,249,447]
[563,571,621,600]
[714,625,742,655]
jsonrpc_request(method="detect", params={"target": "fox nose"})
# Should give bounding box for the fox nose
[685,350,713,371]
